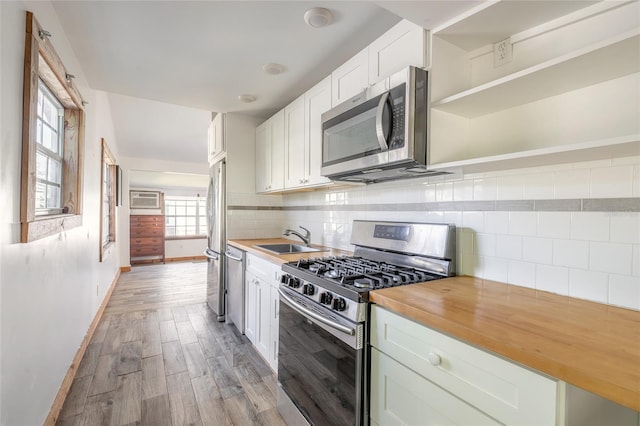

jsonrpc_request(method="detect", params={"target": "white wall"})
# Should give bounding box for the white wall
[0,2,122,424]
[278,157,640,311]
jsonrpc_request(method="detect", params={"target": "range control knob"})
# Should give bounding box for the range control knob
[302,284,315,296]
[332,297,347,312]
[289,277,301,288]
[319,292,333,305]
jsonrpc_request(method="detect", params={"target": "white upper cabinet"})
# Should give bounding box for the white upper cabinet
[331,19,429,107]
[428,1,640,173]
[284,77,333,190]
[331,48,369,107]
[255,110,285,193]
[304,76,332,187]
[284,94,306,189]
[368,19,429,84]
[207,113,225,164]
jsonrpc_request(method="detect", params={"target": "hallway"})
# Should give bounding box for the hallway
[55,262,285,425]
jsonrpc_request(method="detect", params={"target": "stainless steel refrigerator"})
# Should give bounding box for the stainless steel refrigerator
[204,159,226,321]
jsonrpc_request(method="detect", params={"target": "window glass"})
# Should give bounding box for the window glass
[35,80,64,213]
[165,196,207,237]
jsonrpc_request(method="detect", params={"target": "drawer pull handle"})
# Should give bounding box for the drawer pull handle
[427,352,442,366]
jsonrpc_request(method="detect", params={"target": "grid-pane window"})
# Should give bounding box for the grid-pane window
[165,197,207,237]
[35,79,64,214]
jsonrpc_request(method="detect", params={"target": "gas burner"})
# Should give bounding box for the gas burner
[353,278,374,289]
[324,269,340,279]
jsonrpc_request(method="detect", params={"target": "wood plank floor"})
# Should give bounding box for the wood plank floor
[56,261,286,426]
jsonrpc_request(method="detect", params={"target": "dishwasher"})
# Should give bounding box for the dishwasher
[225,245,245,334]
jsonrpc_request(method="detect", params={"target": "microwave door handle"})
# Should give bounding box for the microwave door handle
[375,92,390,152]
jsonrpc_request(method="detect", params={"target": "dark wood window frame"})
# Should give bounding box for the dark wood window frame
[21,11,85,243]
[100,139,116,261]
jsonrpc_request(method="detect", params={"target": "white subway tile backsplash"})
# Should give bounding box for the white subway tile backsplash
[422,184,436,202]
[475,233,496,256]
[436,181,454,202]
[553,239,589,268]
[496,174,525,200]
[554,169,590,199]
[462,211,484,232]
[537,212,571,239]
[507,260,536,288]
[453,180,473,201]
[589,242,633,275]
[522,237,553,264]
[485,212,509,234]
[568,269,609,304]
[496,235,522,260]
[443,211,462,226]
[590,165,634,198]
[570,212,610,242]
[608,274,640,310]
[473,177,497,200]
[424,210,444,223]
[633,245,640,276]
[523,172,555,199]
[610,213,640,244]
[509,212,537,236]
[536,264,569,295]
[479,256,509,282]
[458,229,474,254]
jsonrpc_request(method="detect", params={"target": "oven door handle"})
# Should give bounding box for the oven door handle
[279,288,355,336]
[375,92,390,152]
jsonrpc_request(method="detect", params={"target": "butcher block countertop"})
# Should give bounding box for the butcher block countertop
[369,276,640,412]
[227,238,352,265]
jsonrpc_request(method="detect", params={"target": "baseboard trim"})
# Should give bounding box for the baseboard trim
[44,269,121,425]
[165,255,206,263]
[120,265,132,273]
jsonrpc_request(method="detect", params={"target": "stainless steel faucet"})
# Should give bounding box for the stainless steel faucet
[283,226,311,246]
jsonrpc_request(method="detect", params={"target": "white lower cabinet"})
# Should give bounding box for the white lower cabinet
[244,253,281,372]
[370,348,499,426]
[370,306,640,426]
[370,305,558,425]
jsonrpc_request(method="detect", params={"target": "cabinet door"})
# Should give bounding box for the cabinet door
[368,19,428,84]
[284,95,306,189]
[331,48,369,107]
[268,284,280,372]
[255,121,270,193]
[269,110,285,191]
[208,114,225,164]
[244,271,258,344]
[370,348,500,426]
[304,76,332,186]
[256,277,271,358]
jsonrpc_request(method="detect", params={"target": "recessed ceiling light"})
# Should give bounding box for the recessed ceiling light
[238,94,256,103]
[262,63,286,75]
[304,7,333,28]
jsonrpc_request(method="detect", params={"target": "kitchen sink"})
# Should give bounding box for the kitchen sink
[256,243,325,254]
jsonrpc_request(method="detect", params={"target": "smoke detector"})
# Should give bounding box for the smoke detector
[304,7,333,28]
[262,63,286,75]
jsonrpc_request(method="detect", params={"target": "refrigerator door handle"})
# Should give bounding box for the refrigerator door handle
[203,248,219,260]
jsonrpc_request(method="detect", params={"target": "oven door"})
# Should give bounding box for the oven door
[278,286,365,426]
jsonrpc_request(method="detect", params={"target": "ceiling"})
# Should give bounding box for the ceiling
[49,1,487,165]
[129,169,208,191]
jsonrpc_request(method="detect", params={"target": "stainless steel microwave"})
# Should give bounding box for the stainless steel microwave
[321,66,443,183]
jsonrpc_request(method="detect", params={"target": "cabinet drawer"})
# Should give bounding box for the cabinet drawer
[130,245,163,256]
[130,215,164,224]
[371,306,558,426]
[131,237,163,246]
[371,348,499,426]
[130,227,164,238]
[246,253,282,284]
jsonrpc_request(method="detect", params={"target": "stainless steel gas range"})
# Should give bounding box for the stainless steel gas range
[276,220,456,426]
